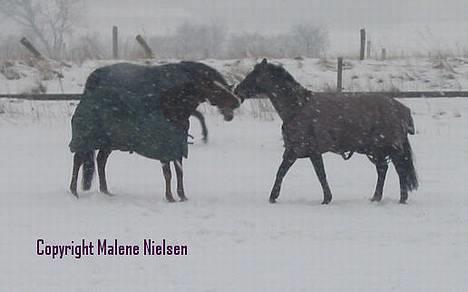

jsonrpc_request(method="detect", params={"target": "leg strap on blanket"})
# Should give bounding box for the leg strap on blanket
[341,151,355,160]
[366,154,391,164]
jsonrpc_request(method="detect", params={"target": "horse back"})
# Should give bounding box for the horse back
[84,62,195,95]
[283,94,415,156]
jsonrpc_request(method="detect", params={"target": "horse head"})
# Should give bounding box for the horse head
[188,63,242,121]
[234,58,297,100]
[235,58,310,122]
[207,80,242,121]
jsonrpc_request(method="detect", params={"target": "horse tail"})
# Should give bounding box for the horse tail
[82,151,95,191]
[394,138,419,192]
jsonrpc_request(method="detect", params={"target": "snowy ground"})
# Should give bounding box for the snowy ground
[1,95,467,291]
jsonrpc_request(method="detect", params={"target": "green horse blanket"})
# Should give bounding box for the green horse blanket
[69,87,188,161]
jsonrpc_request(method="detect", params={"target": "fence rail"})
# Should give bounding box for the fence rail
[2,91,468,101]
[0,94,81,101]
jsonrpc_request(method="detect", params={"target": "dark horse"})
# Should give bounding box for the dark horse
[191,110,209,143]
[235,59,418,204]
[69,61,241,202]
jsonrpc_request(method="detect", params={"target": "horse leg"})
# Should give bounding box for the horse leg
[192,110,208,143]
[81,151,95,191]
[391,154,409,204]
[97,149,112,195]
[269,149,296,203]
[371,156,389,202]
[174,158,187,201]
[310,153,333,204]
[392,138,419,204]
[70,153,84,198]
[161,161,176,202]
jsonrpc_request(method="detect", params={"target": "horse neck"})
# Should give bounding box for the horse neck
[266,82,310,122]
[160,91,203,127]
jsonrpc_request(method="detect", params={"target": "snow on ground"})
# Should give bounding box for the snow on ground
[1,95,467,291]
[3,57,468,95]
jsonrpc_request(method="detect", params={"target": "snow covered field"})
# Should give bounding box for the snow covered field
[1,94,467,291]
[3,57,468,95]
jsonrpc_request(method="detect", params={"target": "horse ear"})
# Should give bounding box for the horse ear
[261,58,268,65]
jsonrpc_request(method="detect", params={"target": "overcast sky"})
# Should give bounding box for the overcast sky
[1,0,466,55]
[84,0,467,33]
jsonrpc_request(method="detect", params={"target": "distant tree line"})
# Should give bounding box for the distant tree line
[147,22,329,60]
[0,1,329,61]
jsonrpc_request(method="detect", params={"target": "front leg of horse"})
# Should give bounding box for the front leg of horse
[310,154,332,204]
[162,161,176,202]
[394,162,409,204]
[174,158,187,201]
[97,149,113,196]
[371,157,389,202]
[269,150,296,203]
[70,153,83,198]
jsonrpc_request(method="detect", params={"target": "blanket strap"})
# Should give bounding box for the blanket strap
[366,154,392,164]
[341,151,355,160]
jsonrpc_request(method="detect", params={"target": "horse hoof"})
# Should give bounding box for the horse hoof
[166,197,177,203]
[370,196,382,202]
[102,191,115,197]
[321,200,331,205]
[71,192,79,199]
[179,197,188,202]
[269,198,277,204]
[399,200,408,204]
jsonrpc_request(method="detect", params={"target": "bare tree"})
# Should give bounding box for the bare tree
[290,24,329,57]
[0,0,83,58]
[172,22,227,60]
[226,25,329,59]
[226,33,272,59]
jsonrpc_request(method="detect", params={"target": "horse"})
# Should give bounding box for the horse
[191,110,209,143]
[69,61,242,202]
[235,59,418,204]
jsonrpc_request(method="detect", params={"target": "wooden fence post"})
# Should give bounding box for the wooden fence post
[367,40,371,59]
[360,29,366,60]
[381,48,387,61]
[112,26,119,59]
[337,57,343,92]
[136,35,154,59]
[20,37,43,59]
[19,36,71,71]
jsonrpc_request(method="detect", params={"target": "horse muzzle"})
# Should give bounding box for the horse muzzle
[220,108,234,121]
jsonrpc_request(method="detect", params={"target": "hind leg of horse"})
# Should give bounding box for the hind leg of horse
[371,157,389,202]
[310,153,333,204]
[391,154,409,204]
[70,153,84,197]
[161,161,176,202]
[97,149,112,195]
[174,158,187,201]
[270,150,296,203]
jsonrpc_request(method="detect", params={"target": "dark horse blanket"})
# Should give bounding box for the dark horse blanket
[70,87,188,160]
[69,62,222,161]
[282,93,415,158]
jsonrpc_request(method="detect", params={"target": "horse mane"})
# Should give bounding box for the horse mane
[266,63,307,89]
[260,63,312,119]
[179,61,230,87]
